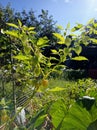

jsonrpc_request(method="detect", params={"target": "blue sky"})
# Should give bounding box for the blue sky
[0,0,97,28]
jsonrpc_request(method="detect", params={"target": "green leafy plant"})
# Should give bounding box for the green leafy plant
[1,19,97,129]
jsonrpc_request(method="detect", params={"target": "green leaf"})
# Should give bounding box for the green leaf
[49,57,59,61]
[53,33,65,44]
[90,103,97,122]
[64,48,70,54]
[76,23,83,29]
[51,49,58,54]
[87,18,94,25]
[60,55,66,62]
[18,19,22,27]
[34,114,47,128]
[72,56,88,61]
[93,22,97,28]
[49,99,67,129]
[93,30,97,35]
[61,103,92,130]
[71,27,77,32]
[29,109,46,129]
[22,25,28,31]
[28,27,35,31]
[74,46,82,55]
[24,45,31,55]
[70,33,77,37]
[65,37,71,47]
[29,31,36,34]
[13,55,30,60]
[90,38,97,44]
[37,36,49,47]
[6,23,19,29]
[81,35,90,46]
[71,23,83,32]
[5,30,21,39]
[48,87,65,92]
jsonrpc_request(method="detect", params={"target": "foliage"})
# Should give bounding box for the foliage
[27,96,97,130]
[1,17,97,129]
[23,78,97,129]
[0,4,59,64]
[66,19,97,70]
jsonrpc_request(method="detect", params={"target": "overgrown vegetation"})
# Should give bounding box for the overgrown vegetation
[1,4,97,130]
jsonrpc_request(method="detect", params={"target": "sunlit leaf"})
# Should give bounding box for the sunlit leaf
[53,33,65,44]
[72,56,88,61]
[70,33,77,37]
[93,22,97,28]
[29,31,36,34]
[93,30,97,35]
[58,41,65,44]
[18,19,22,27]
[87,18,94,25]
[71,23,83,32]
[90,38,97,44]
[22,25,28,31]
[65,37,71,47]
[37,36,49,47]
[13,55,30,60]
[76,23,83,29]
[51,49,58,54]
[50,57,59,61]
[5,30,21,38]
[28,27,35,31]
[6,23,19,29]
[71,27,76,32]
